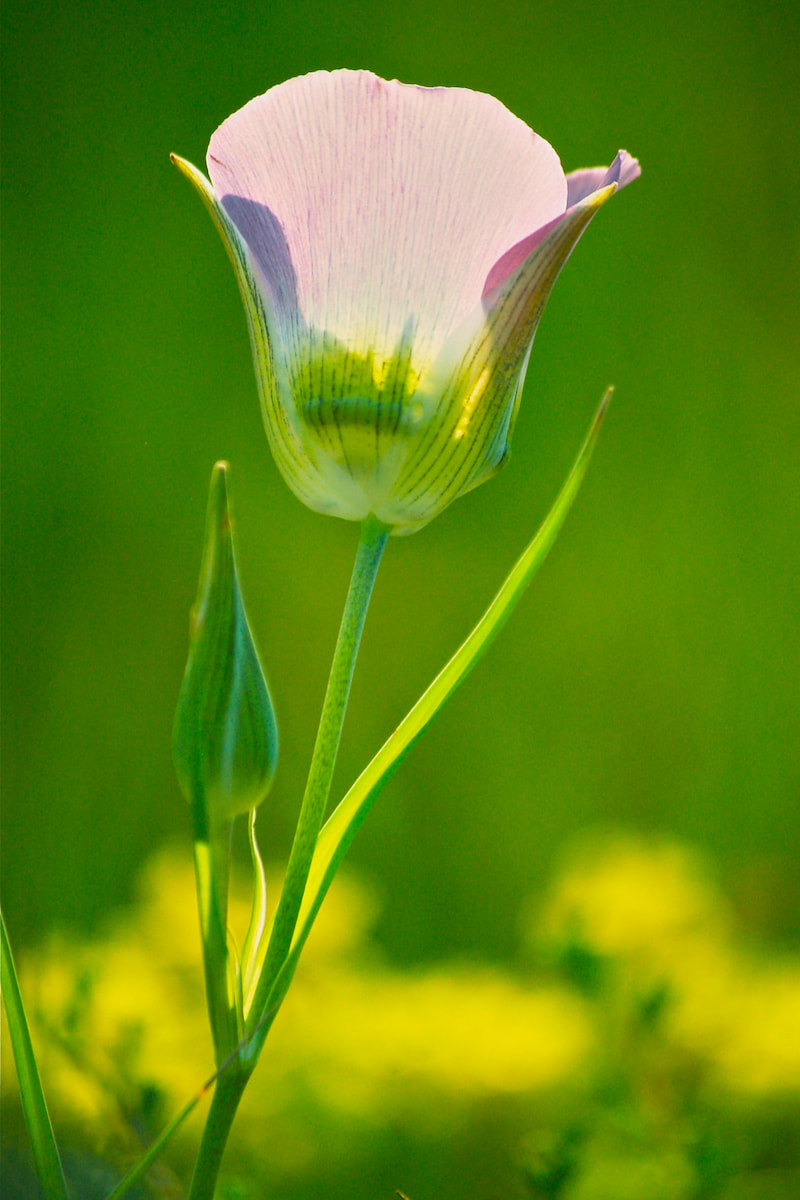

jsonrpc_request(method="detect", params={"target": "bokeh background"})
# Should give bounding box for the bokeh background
[3,0,799,1197]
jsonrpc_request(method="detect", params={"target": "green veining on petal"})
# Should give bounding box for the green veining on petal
[293,332,422,452]
[271,323,440,519]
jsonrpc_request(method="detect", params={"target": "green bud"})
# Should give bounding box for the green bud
[173,462,279,830]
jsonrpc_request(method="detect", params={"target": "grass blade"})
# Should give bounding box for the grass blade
[103,1087,206,1200]
[1,910,71,1200]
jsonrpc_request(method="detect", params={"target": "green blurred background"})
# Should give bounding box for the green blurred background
[2,0,799,1194]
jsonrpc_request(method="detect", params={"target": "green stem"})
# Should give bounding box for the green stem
[186,1065,250,1200]
[185,517,388,1199]
[247,516,388,1044]
[242,392,614,1061]
[193,821,238,1062]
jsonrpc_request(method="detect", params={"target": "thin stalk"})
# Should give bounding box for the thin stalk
[193,820,238,1062]
[246,516,388,1043]
[105,1001,281,1200]
[186,516,388,1197]
[232,391,614,1060]
[186,1065,250,1200]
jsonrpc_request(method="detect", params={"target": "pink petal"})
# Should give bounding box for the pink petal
[207,70,567,370]
[385,179,625,529]
[566,149,641,207]
[483,151,641,296]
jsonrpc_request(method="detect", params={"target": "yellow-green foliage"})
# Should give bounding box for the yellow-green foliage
[4,834,800,1197]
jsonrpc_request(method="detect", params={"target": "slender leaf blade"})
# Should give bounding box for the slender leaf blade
[103,1090,205,1200]
[245,392,613,1054]
[298,390,612,947]
[1,910,70,1200]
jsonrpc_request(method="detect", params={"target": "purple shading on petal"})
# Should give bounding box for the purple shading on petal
[566,150,641,207]
[216,193,299,315]
[484,151,641,297]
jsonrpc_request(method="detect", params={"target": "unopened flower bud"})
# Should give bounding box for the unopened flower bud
[173,462,278,830]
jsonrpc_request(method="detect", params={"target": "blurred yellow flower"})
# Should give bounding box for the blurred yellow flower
[537,832,800,1096]
[2,846,591,1177]
[5,833,799,1193]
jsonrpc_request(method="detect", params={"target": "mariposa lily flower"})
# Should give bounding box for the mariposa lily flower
[173,70,639,534]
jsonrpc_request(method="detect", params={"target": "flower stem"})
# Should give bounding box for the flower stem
[193,821,238,1063]
[247,516,389,1046]
[187,517,388,1198]
[186,1064,250,1200]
